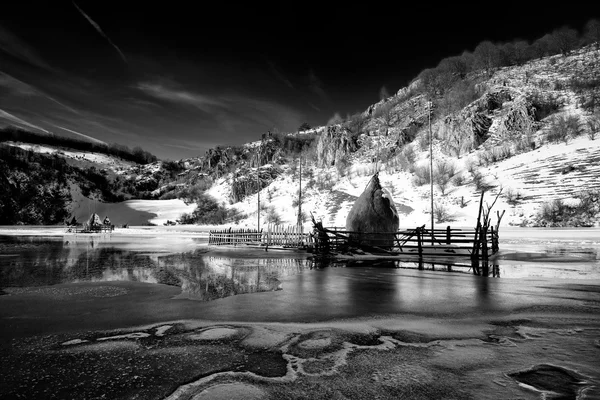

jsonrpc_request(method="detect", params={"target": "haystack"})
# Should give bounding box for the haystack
[103,216,111,225]
[87,213,102,228]
[345,173,399,248]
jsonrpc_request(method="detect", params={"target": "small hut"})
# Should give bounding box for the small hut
[345,173,399,248]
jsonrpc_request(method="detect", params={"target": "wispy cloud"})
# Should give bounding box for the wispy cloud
[267,61,295,89]
[136,78,305,140]
[162,142,208,151]
[308,102,321,112]
[72,1,128,65]
[0,26,54,71]
[0,108,50,133]
[53,125,106,145]
[218,94,305,133]
[136,82,225,113]
[0,71,80,115]
[308,69,329,102]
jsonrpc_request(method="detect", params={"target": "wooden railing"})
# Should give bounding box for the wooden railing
[208,228,262,246]
[264,224,307,247]
[312,225,499,258]
[208,225,311,248]
[67,223,114,233]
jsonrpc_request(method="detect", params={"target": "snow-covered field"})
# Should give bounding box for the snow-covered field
[201,132,600,231]
[5,141,135,172]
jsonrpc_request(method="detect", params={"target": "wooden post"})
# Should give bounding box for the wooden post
[472,191,485,261]
[417,226,423,257]
[446,226,451,245]
[481,225,489,262]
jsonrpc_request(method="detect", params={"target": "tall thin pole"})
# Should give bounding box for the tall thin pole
[429,100,434,245]
[257,142,260,231]
[297,129,302,229]
[298,155,302,228]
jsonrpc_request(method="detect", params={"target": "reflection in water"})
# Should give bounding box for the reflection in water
[2,234,599,308]
[0,236,310,301]
[319,258,500,277]
[159,255,306,300]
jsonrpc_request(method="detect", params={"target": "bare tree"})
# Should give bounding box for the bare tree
[373,101,394,136]
[418,67,454,98]
[531,34,554,58]
[584,19,600,48]
[327,112,343,126]
[379,86,390,101]
[551,26,579,55]
[473,41,501,76]
[344,112,368,138]
[445,55,470,78]
[512,40,530,65]
[298,122,311,132]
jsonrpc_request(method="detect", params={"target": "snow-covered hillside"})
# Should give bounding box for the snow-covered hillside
[3,45,599,229]
[201,45,600,230]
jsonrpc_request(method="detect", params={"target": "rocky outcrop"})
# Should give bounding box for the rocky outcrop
[229,165,282,203]
[345,173,399,248]
[315,126,358,167]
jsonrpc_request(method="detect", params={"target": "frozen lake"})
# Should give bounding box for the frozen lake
[1,227,599,399]
[1,227,599,323]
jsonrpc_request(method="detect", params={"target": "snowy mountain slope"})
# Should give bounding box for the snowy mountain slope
[199,45,600,230]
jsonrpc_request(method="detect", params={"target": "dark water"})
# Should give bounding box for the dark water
[0,235,511,299]
[0,235,305,300]
[1,235,599,318]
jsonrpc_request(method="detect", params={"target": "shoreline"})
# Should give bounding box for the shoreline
[2,224,600,238]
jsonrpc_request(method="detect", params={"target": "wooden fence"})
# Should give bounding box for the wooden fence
[67,223,114,233]
[208,228,262,246]
[209,225,311,248]
[312,225,499,259]
[264,224,307,247]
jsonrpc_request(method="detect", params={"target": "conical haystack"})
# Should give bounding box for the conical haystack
[87,213,102,227]
[345,173,399,248]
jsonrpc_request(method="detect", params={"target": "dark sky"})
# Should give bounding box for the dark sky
[1,1,597,160]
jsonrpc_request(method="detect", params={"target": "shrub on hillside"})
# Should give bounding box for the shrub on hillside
[534,190,600,227]
[546,115,583,144]
[580,94,600,113]
[452,174,466,187]
[179,193,230,225]
[437,80,483,116]
[398,123,421,146]
[529,93,563,121]
[315,173,335,191]
[434,159,458,195]
[412,164,431,186]
[265,206,282,224]
[478,145,513,166]
[588,113,600,140]
[569,77,600,93]
[504,187,523,206]
[434,203,455,223]
[336,154,350,176]
[471,170,496,192]
[178,179,213,204]
[514,133,537,153]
